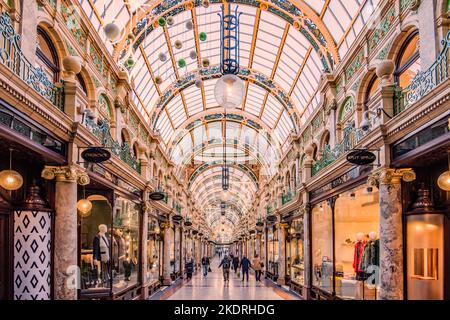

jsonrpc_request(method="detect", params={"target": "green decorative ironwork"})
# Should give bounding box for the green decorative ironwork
[0,13,64,110]
[312,124,369,176]
[281,190,294,205]
[345,48,365,81]
[394,31,450,116]
[84,118,141,173]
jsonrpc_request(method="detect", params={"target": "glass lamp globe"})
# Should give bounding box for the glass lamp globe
[214,74,245,109]
[77,199,93,216]
[103,22,122,42]
[0,170,23,191]
[437,170,450,191]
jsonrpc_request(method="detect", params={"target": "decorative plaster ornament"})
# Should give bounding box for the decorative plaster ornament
[103,22,121,42]
[201,58,210,67]
[186,21,193,30]
[155,76,163,85]
[174,40,183,49]
[158,52,167,62]
[126,55,136,68]
[158,17,167,27]
[166,16,175,26]
[195,79,203,88]
[199,32,207,42]
[202,0,210,8]
[189,50,197,60]
[178,58,186,68]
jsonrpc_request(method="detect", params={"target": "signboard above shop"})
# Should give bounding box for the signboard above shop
[346,149,376,165]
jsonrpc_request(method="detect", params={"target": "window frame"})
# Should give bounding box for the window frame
[36,27,60,82]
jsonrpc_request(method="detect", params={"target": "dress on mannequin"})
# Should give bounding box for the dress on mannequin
[353,232,367,280]
[93,224,111,284]
[361,231,379,285]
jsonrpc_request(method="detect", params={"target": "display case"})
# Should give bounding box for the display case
[267,226,279,279]
[312,201,333,294]
[334,186,380,300]
[147,218,161,284]
[287,219,304,286]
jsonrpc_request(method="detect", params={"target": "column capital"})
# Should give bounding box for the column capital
[41,165,90,185]
[367,167,416,187]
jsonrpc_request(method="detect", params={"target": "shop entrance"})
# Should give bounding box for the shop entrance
[0,193,12,300]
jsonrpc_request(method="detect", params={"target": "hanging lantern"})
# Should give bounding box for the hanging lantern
[194,79,203,88]
[437,151,450,191]
[0,149,23,191]
[158,17,167,27]
[174,40,183,49]
[167,16,175,26]
[189,50,197,60]
[214,74,245,109]
[202,58,210,67]
[185,21,193,30]
[103,22,122,42]
[199,32,207,41]
[158,52,167,62]
[178,58,186,68]
[155,76,163,84]
[77,199,92,217]
[202,0,210,8]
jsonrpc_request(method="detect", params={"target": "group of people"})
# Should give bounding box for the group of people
[184,252,264,284]
[218,253,263,283]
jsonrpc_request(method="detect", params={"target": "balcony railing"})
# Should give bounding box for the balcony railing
[394,31,450,115]
[84,118,141,174]
[0,13,64,110]
[312,124,369,176]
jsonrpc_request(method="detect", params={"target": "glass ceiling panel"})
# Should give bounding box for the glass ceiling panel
[303,0,327,14]
[165,95,186,128]
[244,83,266,117]
[196,5,221,67]
[261,94,283,129]
[183,85,204,117]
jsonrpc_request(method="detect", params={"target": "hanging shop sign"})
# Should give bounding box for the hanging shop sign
[81,146,111,163]
[346,149,376,165]
[149,190,166,201]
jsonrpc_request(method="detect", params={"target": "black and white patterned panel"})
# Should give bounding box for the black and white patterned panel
[14,210,52,300]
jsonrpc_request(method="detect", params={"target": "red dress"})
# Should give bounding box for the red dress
[353,240,366,273]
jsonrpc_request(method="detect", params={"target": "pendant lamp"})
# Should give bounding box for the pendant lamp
[0,148,23,191]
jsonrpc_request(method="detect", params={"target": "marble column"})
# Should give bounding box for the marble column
[302,205,312,298]
[256,233,262,257]
[277,223,287,285]
[41,165,90,300]
[162,223,172,285]
[367,167,416,300]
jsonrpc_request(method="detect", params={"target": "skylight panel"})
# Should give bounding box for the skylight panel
[244,84,265,117]
[166,95,187,128]
[261,95,283,128]
[183,86,204,117]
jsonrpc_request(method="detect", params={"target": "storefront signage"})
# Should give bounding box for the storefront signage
[346,149,376,165]
[81,146,111,163]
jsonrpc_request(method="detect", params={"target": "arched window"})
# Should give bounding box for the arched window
[364,75,380,110]
[76,73,87,95]
[395,32,421,88]
[36,27,59,82]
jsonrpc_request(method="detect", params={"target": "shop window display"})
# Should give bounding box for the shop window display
[112,198,140,292]
[80,197,112,291]
[173,226,181,274]
[406,214,444,299]
[312,201,333,293]
[334,186,380,300]
[147,219,161,283]
[267,226,279,276]
[287,219,304,285]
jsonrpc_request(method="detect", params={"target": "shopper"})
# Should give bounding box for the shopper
[201,255,210,277]
[252,254,262,282]
[239,255,251,282]
[185,254,194,280]
[218,254,231,283]
[232,255,239,273]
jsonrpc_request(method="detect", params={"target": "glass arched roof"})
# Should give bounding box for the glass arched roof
[77,0,383,240]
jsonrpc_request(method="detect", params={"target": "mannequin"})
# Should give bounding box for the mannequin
[93,224,111,284]
[361,231,380,284]
[113,229,126,275]
[353,232,367,280]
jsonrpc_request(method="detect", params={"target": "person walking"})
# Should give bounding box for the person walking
[218,254,231,283]
[239,256,251,282]
[232,255,239,274]
[252,254,262,282]
[201,256,210,277]
[185,254,194,280]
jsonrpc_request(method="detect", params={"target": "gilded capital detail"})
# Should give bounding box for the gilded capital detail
[41,165,90,185]
[367,167,416,187]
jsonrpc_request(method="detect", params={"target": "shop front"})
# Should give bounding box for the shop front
[285,211,305,297]
[78,166,142,300]
[309,167,381,300]
[146,215,162,296]
[391,114,450,300]
[265,224,279,281]
[0,99,67,300]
